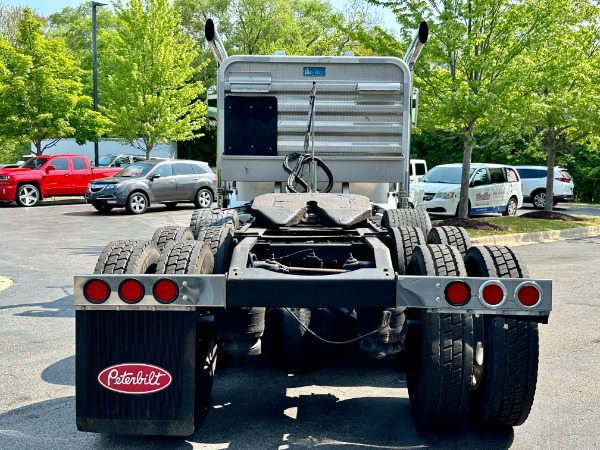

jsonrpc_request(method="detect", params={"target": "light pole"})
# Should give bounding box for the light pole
[92,1,106,167]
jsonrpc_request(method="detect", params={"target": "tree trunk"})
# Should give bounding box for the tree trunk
[457,125,474,218]
[33,140,42,156]
[545,126,556,212]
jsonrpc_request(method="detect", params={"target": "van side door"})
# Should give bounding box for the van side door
[469,168,492,214]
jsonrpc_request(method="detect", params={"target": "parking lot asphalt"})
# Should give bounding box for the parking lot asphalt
[1,199,600,449]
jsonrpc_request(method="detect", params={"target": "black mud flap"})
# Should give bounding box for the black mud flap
[76,310,197,436]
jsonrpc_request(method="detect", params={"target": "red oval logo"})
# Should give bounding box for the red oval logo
[97,363,172,395]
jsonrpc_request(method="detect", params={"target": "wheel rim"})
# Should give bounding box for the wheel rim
[508,199,517,215]
[19,186,38,206]
[198,190,212,208]
[533,192,545,208]
[131,195,146,212]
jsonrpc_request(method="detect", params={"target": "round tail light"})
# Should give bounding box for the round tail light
[153,279,179,304]
[84,279,110,304]
[445,281,471,306]
[479,281,507,308]
[118,279,145,304]
[515,282,542,308]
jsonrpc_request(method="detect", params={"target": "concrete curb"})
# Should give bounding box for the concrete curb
[470,225,600,247]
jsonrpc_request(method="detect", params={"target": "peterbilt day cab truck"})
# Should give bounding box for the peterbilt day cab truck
[0,154,120,206]
[73,20,552,437]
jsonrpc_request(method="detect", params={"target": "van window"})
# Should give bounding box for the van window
[506,168,519,182]
[414,162,427,176]
[472,168,490,185]
[489,168,506,183]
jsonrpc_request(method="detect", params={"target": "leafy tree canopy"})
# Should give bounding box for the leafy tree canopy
[0,8,109,154]
[101,0,207,157]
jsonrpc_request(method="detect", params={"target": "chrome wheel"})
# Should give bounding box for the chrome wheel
[126,193,148,214]
[16,184,40,207]
[195,188,213,208]
[532,191,546,209]
[503,197,518,216]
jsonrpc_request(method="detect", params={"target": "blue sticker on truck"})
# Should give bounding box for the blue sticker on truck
[303,67,326,77]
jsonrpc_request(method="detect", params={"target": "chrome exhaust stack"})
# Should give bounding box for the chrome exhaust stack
[205,18,228,65]
[403,21,428,72]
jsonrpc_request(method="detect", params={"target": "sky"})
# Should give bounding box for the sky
[1,0,399,32]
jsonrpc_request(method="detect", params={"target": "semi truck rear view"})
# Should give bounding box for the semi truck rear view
[73,19,551,436]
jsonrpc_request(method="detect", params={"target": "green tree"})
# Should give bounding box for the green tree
[365,0,558,217]
[516,0,600,210]
[101,0,207,158]
[0,9,108,154]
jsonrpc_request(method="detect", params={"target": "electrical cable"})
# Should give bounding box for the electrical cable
[283,307,392,345]
[283,152,334,193]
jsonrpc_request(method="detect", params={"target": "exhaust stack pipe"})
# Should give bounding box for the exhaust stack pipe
[403,21,428,72]
[205,18,228,65]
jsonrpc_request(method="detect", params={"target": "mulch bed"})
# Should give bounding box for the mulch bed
[435,210,584,231]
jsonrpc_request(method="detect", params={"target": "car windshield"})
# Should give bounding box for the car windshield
[420,166,475,184]
[20,157,48,170]
[114,162,155,178]
[98,155,116,166]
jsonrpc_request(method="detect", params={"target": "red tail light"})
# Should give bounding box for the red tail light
[445,281,471,306]
[555,177,570,183]
[153,279,179,304]
[515,282,542,308]
[84,279,110,304]
[479,281,507,308]
[118,279,145,304]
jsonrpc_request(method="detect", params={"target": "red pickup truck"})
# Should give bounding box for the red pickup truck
[0,154,121,207]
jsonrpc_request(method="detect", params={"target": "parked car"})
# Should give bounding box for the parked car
[0,154,121,207]
[515,165,574,209]
[410,162,523,216]
[85,159,217,214]
[97,154,147,168]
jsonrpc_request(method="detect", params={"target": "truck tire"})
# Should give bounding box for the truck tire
[190,208,240,240]
[15,184,41,207]
[389,226,426,275]
[154,240,216,425]
[151,225,195,251]
[427,226,471,257]
[207,223,266,358]
[464,245,539,428]
[126,192,149,214]
[93,239,160,274]
[381,209,431,237]
[405,244,474,427]
[502,196,519,216]
[194,188,214,209]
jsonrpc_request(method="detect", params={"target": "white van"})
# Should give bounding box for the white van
[409,159,428,184]
[410,163,523,216]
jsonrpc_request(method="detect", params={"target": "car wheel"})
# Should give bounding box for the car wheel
[502,196,518,216]
[15,184,41,207]
[194,188,213,209]
[93,204,113,213]
[126,192,148,214]
[532,190,546,209]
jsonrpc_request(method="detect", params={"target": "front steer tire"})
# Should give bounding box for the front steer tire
[464,245,539,428]
[405,244,474,427]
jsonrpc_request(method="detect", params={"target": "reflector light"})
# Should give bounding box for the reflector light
[515,282,542,308]
[153,279,179,304]
[84,279,110,304]
[118,279,145,304]
[479,281,507,308]
[445,281,470,306]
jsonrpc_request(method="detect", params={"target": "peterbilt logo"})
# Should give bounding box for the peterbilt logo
[97,363,172,395]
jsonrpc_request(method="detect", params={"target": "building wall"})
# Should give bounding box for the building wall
[30,139,177,164]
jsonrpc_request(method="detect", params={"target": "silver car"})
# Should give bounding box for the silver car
[85,159,217,214]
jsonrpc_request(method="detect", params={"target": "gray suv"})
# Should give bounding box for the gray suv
[85,159,217,214]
